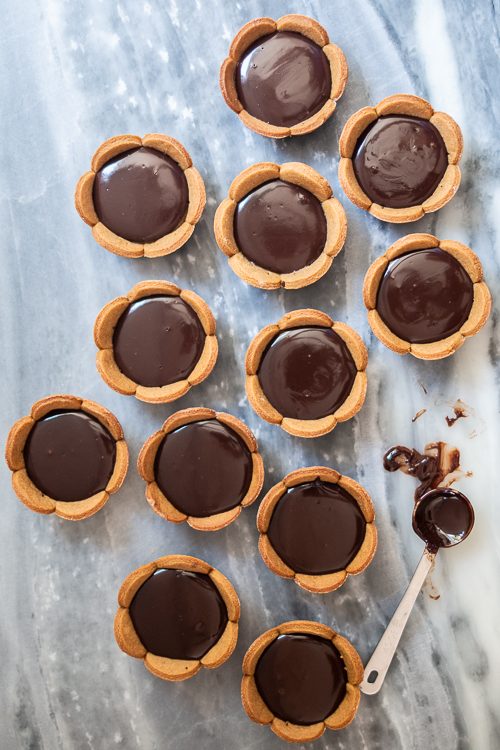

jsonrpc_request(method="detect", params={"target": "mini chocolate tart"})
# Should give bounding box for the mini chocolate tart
[94,280,218,403]
[5,395,128,520]
[257,467,377,593]
[75,134,206,257]
[339,94,463,222]
[363,233,491,359]
[214,162,346,289]
[114,555,239,681]
[138,407,264,531]
[220,15,347,138]
[242,620,363,742]
[245,309,367,438]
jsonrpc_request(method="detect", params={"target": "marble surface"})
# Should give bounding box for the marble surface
[1,1,499,748]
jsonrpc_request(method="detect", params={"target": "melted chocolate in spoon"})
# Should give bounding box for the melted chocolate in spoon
[412,488,474,552]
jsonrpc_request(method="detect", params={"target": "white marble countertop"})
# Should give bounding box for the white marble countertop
[1,1,499,748]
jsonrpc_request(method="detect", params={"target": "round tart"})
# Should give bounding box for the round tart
[75,133,205,257]
[257,467,377,593]
[241,620,363,742]
[220,14,347,138]
[363,233,491,359]
[214,162,346,289]
[94,280,218,404]
[245,309,367,438]
[138,407,264,531]
[114,555,239,681]
[5,395,128,520]
[339,94,463,222]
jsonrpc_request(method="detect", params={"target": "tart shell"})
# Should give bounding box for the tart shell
[214,162,347,290]
[5,394,129,520]
[114,554,240,681]
[75,133,206,257]
[245,309,368,438]
[137,407,264,531]
[220,14,348,138]
[241,620,363,742]
[257,466,377,592]
[338,94,463,222]
[363,233,492,359]
[94,280,218,404]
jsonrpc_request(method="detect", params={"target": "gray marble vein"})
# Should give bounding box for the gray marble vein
[1,0,499,748]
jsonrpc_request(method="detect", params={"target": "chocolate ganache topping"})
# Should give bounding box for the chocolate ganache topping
[129,568,228,660]
[154,419,253,517]
[24,410,116,502]
[234,179,327,274]
[353,116,448,208]
[236,31,331,128]
[254,634,347,725]
[93,146,189,243]
[267,480,365,574]
[113,295,205,388]
[376,248,473,344]
[258,327,357,420]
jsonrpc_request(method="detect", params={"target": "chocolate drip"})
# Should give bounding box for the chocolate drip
[129,569,228,660]
[353,116,448,208]
[236,31,331,128]
[254,634,347,725]
[154,419,253,517]
[24,410,115,502]
[93,146,188,243]
[234,179,327,274]
[267,480,366,574]
[113,295,205,388]
[383,445,440,500]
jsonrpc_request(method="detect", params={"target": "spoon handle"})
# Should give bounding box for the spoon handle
[360,550,436,695]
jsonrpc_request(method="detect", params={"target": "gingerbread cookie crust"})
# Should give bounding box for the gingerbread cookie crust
[257,467,377,593]
[220,15,348,138]
[214,162,347,289]
[245,309,367,438]
[241,620,363,743]
[338,94,463,222]
[137,407,264,531]
[5,395,128,520]
[75,134,206,257]
[363,233,491,359]
[114,555,240,681]
[94,280,218,404]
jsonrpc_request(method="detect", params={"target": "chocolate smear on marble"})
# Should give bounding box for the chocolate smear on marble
[383,441,462,502]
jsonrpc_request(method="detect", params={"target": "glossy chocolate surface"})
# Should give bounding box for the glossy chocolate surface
[93,146,188,243]
[235,31,331,128]
[113,295,205,388]
[234,179,327,274]
[24,410,115,502]
[353,116,448,208]
[254,633,347,725]
[154,419,253,517]
[413,488,474,552]
[258,326,357,420]
[267,480,365,574]
[129,569,227,659]
[376,248,473,344]
[384,445,440,500]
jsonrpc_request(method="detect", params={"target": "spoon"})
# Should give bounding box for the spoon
[360,487,474,695]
